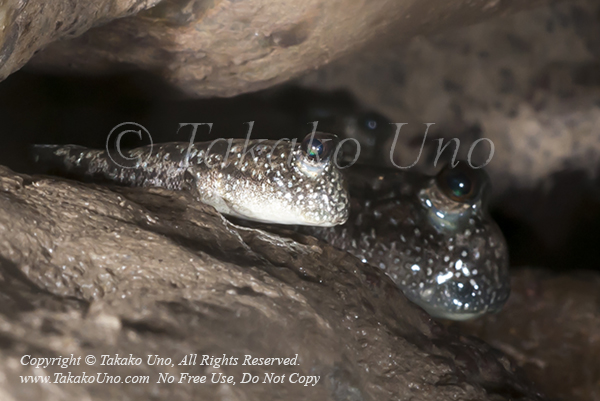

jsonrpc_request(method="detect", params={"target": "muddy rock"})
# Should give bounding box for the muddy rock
[0,0,547,97]
[457,268,600,401]
[0,165,544,400]
[299,0,600,196]
[0,0,162,82]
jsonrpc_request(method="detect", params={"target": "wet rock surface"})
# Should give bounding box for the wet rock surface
[12,0,546,97]
[0,166,544,400]
[456,268,600,401]
[0,0,162,82]
[300,0,600,197]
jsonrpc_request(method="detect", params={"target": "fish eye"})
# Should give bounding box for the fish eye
[436,164,487,203]
[358,111,388,132]
[365,118,377,130]
[301,132,336,163]
[304,138,325,160]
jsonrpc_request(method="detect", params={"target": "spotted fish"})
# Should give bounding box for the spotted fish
[32,132,350,227]
[297,163,510,320]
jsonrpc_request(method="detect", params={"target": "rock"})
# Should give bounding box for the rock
[299,0,600,197]
[456,268,600,401]
[0,0,162,82]
[0,166,544,400]
[1,0,546,96]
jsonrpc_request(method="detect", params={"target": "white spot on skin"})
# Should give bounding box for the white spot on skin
[436,271,454,285]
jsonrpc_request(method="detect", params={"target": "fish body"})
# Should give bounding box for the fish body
[34,134,509,320]
[33,133,350,227]
[299,164,510,320]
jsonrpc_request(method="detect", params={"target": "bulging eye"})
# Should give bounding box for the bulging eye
[301,132,336,163]
[304,138,325,160]
[436,164,488,203]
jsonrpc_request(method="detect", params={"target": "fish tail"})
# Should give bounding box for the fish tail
[32,144,183,188]
[33,144,91,170]
[31,144,119,181]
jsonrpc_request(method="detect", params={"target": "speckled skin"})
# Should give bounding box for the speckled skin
[33,138,507,320]
[299,165,510,320]
[32,136,350,227]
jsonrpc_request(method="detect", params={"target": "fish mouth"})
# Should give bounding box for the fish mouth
[407,275,511,321]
